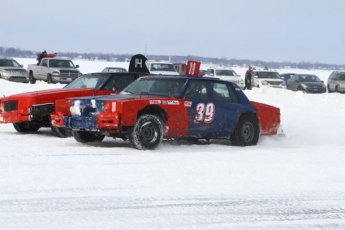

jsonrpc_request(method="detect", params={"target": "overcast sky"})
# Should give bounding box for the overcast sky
[2,0,345,64]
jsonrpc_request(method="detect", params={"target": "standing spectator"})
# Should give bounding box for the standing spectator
[243,66,253,90]
[264,66,269,70]
[36,50,47,65]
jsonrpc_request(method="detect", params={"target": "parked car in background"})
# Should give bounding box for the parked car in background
[327,71,345,93]
[287,74,326,93]
[280,73,295,84]
[204,66,244,88]
[146,61,179,75]
[102,67,127,73]
[0,57,28,83]
[251,70,286,89]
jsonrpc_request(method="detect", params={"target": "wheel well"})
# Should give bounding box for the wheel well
[138,105,167,124]
[241,112,259,122]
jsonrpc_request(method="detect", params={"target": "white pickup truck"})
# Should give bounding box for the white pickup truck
[27,58,81,84]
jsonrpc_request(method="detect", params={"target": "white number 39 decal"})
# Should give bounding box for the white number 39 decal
[194,102,215,123]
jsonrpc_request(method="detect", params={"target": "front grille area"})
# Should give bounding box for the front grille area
[4,100,18,112]
[5,69,26,74]
[59,70,79,77]
[267,81,283,86]
[71,99,105,116]
[31,103,54,115]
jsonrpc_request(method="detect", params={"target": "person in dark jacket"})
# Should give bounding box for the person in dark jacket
[36,50,47,65]
[243,66,253,90]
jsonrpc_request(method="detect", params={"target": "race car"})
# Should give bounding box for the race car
[0,54,150,137]
[51,75,281,150]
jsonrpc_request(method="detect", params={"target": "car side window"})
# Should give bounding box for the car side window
[42,59,48,67]
[184,80,209,100]
[211,82,238,103]
[206,69,214,76]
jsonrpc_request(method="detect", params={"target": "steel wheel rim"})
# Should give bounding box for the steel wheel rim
[139,121,158,144]
[241,121,254,142]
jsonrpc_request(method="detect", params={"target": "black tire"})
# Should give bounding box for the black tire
[13,122,40,132]
[231,114,260,146]
[47,74,53,84]
[129,114,164,150]
[51,125,71,138]
[297,86,306,93]
[72,130,105,143]
[335,85,339,93]
[327,85,332,93]
[29,72,36,84]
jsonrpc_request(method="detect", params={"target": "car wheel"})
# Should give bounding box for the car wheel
[230,114,260,146]
[29,72,36,84]
[13,121,40,132]
[327,85,332,93]
[47,74,53,84]
[129,114,164,150]
[72,130,105,143]
[51,125,71,138]
[335,85,339,93]
[297,86,306,93]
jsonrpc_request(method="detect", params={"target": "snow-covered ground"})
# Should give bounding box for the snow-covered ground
[1,58,345,230]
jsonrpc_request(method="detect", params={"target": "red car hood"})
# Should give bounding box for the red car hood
[0,88,105,103]
[2,88,97,100]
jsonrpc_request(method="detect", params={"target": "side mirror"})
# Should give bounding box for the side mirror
[76,65,79,68]
[20,64,23,67]
[42,63,48,67]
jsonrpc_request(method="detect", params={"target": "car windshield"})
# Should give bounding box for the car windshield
[0,59,21,67]
[255,71,281,79]
[298,75,320,82]
[64,75,111,89]
[215,69,238,76]
[150,63,176,72]
[49,59,75,68]
[121,77,188,97]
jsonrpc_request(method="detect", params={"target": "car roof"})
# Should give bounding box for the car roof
[207,66,234,70]
[253,70,278,73]
[294,73,316,76]
[139,74,232,82]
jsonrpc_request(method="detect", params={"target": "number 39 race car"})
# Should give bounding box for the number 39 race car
[51,74,282,150]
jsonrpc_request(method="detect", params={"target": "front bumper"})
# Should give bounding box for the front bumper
[52,76,78,84]
[1,72,29,83]
[305,87,327,93]
[52,112,120,131]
